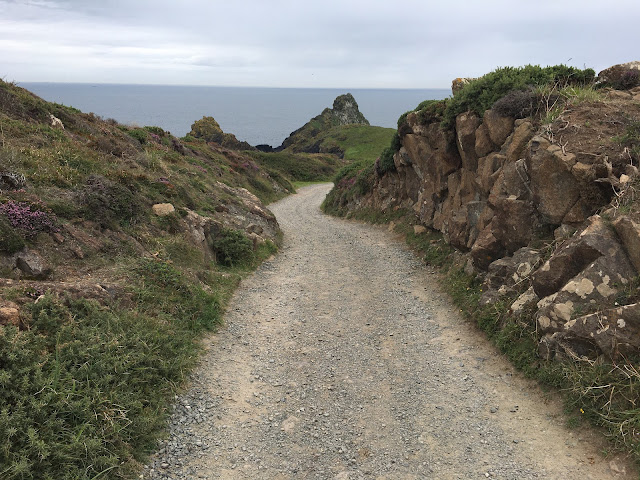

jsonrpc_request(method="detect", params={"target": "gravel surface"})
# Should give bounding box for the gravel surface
[143,183,634,480]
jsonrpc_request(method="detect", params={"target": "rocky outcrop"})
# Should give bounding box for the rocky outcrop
[279,93,369,153]
[336,70,640,360]
[597,61,640,90]
[189,116,254,150]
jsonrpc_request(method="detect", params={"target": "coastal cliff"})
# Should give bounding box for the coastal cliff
[325,63,640,362]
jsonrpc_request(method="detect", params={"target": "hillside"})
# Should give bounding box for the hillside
[323,63,640,461]
[0,81,394,479]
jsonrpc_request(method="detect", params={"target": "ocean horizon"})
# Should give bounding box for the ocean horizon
[20,82,450,147]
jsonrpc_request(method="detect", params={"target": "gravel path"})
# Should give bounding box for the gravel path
[143,183,633,480]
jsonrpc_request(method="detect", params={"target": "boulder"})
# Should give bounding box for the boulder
[532,216,620,298]
[597,61,640,89]
[510,287,539,316]
[528,140,581,224]
[613,216,640,273]
[540,303,640,360]
[480,247,540,304]
[535,220,637,336]
[455,112,481,171]
[49,114,64,129]
[15,249,51,279]
[413,225,427,235]
[483,109,514,148]
[152,203,175,216]
[451,77,475,95]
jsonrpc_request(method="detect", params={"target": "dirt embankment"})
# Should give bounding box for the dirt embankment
[144,184,635,480]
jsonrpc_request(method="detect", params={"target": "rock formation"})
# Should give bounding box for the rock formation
[278,93,369,153]
[332,68,640,361]
[189,116,254,150]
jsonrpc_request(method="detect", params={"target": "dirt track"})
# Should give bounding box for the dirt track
[144,183,634,479]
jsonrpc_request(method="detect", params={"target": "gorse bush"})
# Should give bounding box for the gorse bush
[0,215,25,253]
[76,174,143,229]
[376,133,400,175]
[133,258,221,331]
[212,228,254,267]
[0,296,199,480]
[441,64,596,127]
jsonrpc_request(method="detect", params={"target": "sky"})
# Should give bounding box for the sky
[1,0,639,89]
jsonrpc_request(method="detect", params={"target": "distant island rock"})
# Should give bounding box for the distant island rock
[257,93,370,153]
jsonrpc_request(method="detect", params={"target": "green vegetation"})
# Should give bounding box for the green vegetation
[442,64,596,127]
[0,78,300,480]
[211,228,255,267]
[248,151,341,183]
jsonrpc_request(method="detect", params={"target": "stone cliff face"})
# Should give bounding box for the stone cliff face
[339,79,640,361]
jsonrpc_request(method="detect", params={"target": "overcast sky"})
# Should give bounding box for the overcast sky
[1,0,639,88]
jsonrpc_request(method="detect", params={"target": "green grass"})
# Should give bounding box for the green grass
[324,124,395,162]
[248,151,341,183]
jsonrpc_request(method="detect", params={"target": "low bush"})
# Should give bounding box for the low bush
[376,133,400,175]
[442,65,595,127]
[0,199,59,238]
[492,89,540,118]
[0,215,25,253]
[75,175,143,229]
[212,228,254,267]
[0,295,199,480]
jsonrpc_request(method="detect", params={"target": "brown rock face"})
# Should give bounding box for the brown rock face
[613,216,640,273]
[528,141,581,224]
[541,303,640,360]
[483,109,514,148]
[474,123,494,158]
[532,216,614,298]
[455,112,481,171]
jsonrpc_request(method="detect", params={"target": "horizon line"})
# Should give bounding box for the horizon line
[16,80,451,91]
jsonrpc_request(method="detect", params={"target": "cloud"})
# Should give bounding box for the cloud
[2,0,640,87]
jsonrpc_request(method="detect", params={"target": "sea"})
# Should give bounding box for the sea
[19,83,450,148]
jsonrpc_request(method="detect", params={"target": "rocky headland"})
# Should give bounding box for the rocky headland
[257,93,371,154]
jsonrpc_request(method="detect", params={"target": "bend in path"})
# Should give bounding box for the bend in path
[144,183,634,480]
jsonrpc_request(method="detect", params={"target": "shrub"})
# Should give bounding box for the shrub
[442,64,596,127]
[127,128,148,145]
[599,66,640,90]
[143,126,165,136]
[416,99,448,125]
[376,133,401,175]
[212,228,254,267]
[75,174,143,229]
[0,200,59,238]
[133,258,221,331]
[0,215,25,253]
[491,89,540,118]
[0,295,199,480]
